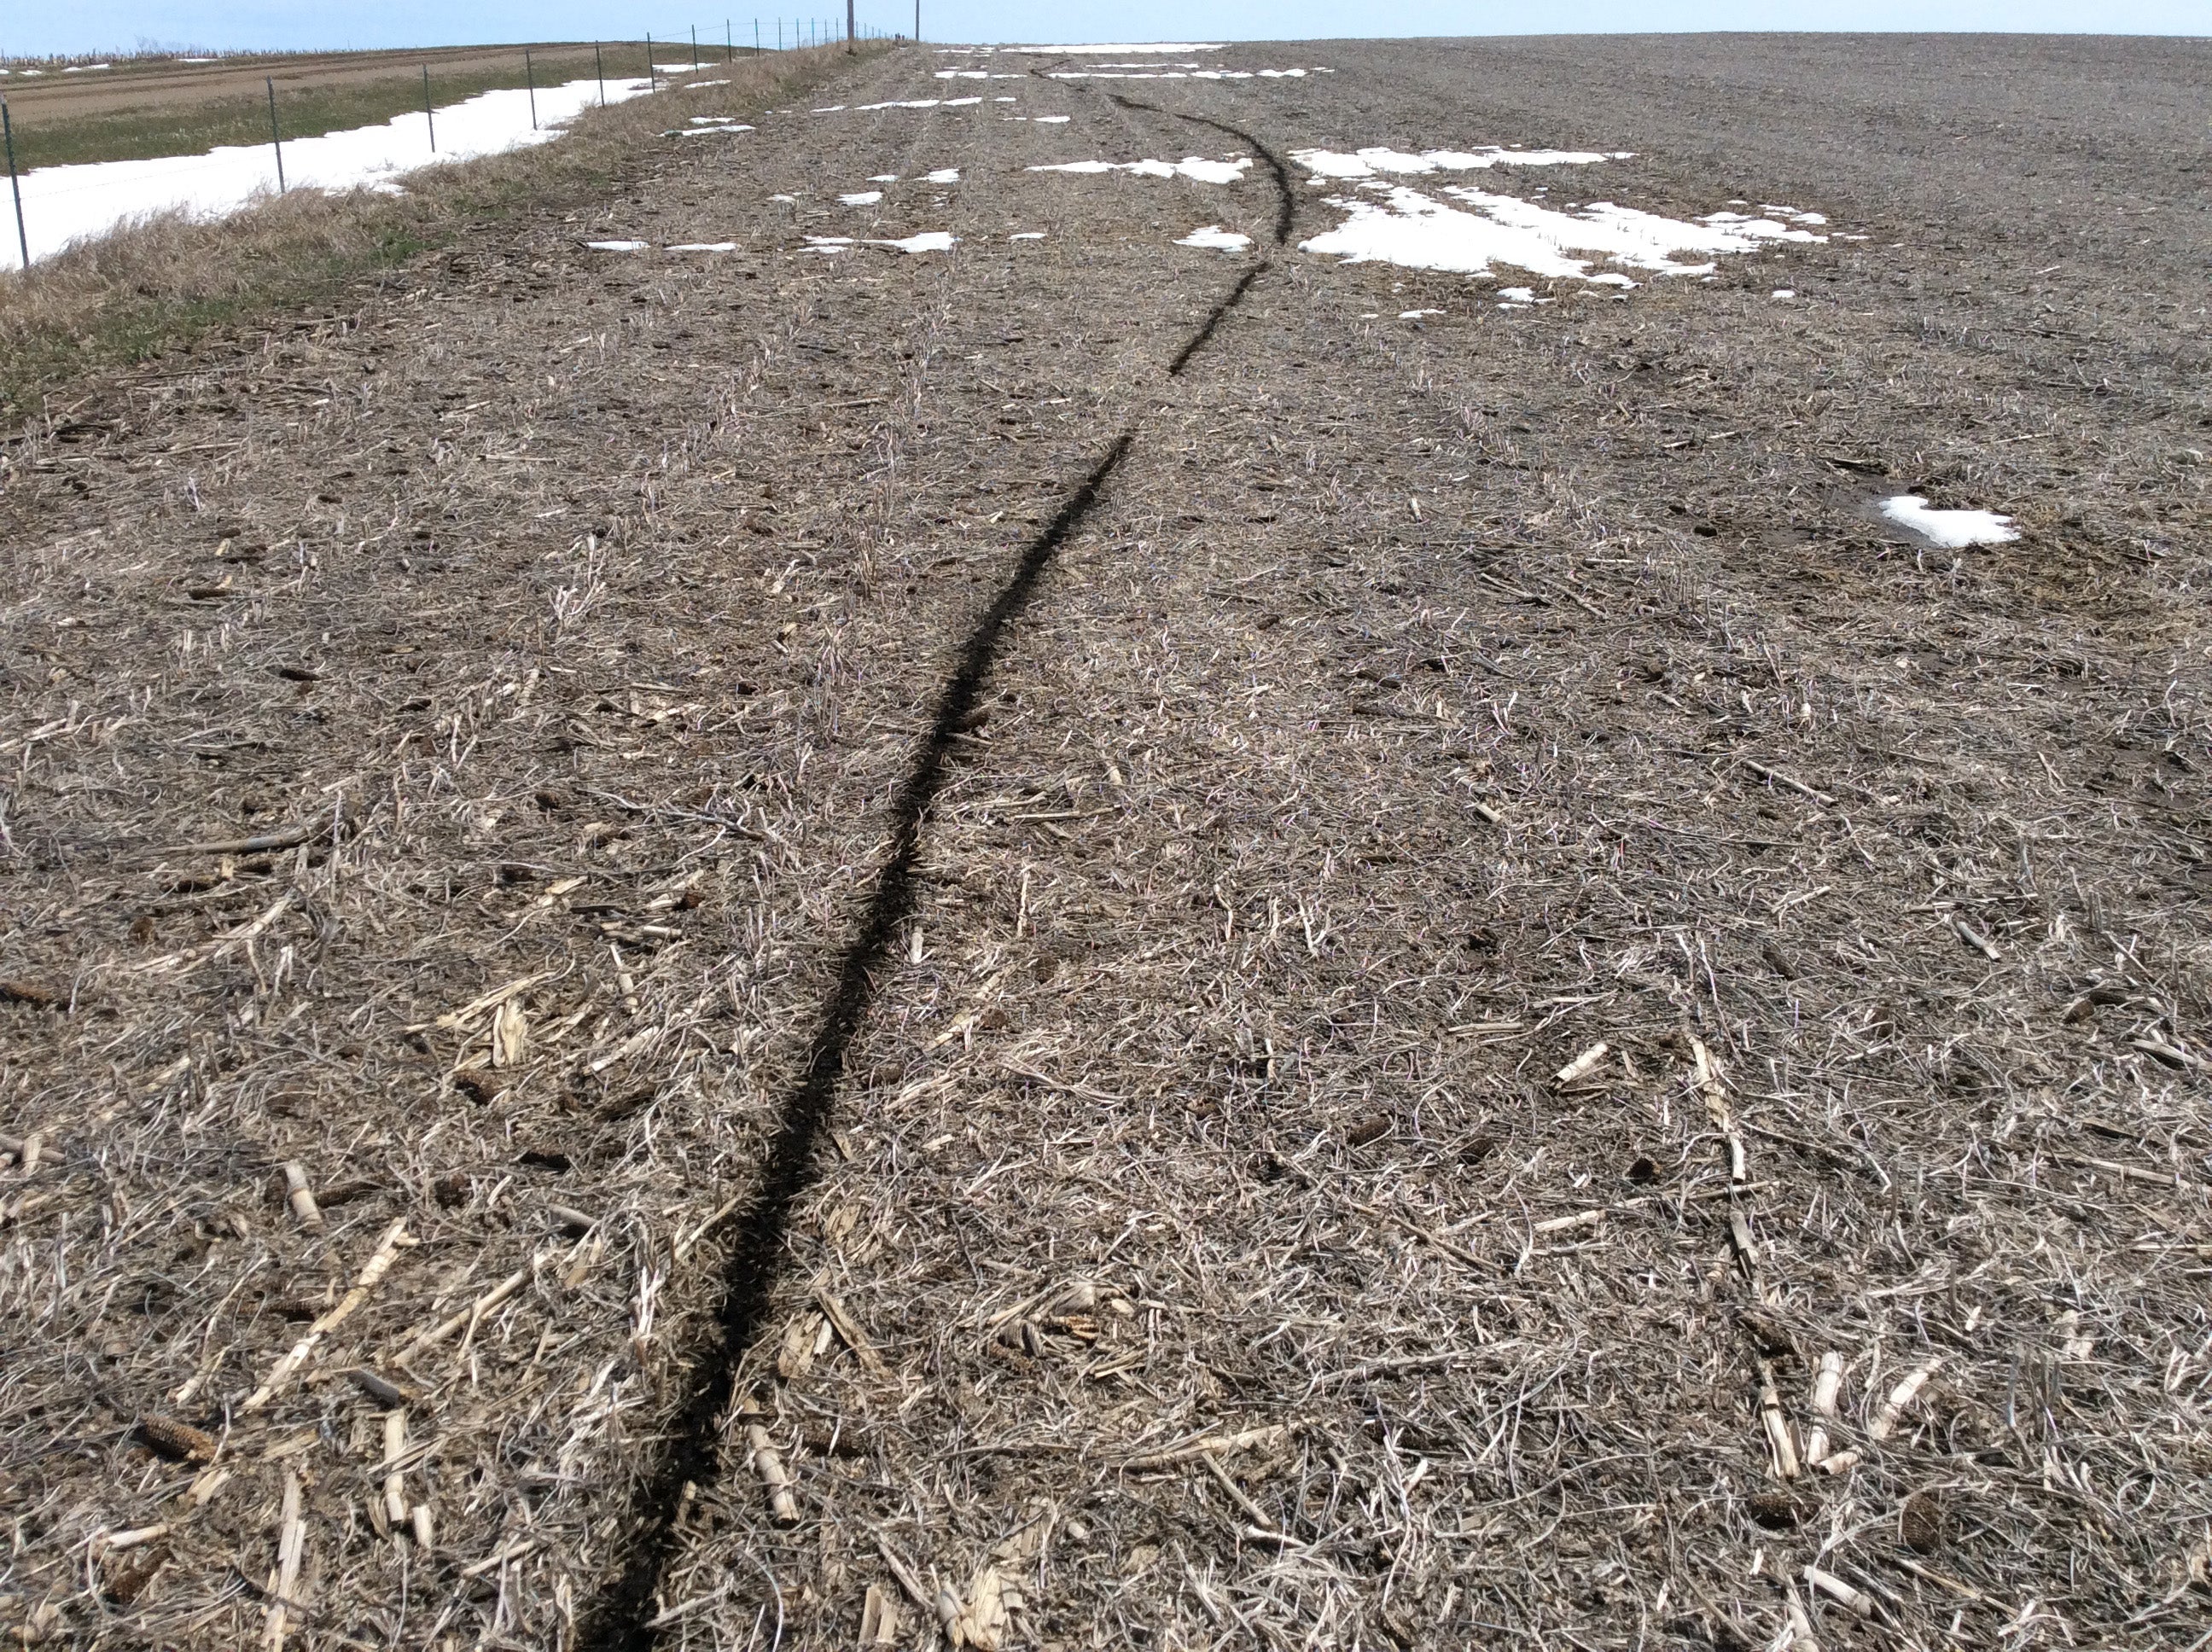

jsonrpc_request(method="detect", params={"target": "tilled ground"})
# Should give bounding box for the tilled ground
[3,31,2210,1652]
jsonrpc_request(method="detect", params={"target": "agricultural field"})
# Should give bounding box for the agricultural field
[2,29,2209,1652]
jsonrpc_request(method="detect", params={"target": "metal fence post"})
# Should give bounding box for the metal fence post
[595,41,607,105]
[754,19,761,54]
[422,65,436,152]
[690,26,700,70]
[265,77,287,194]
[3,98,28,271]
[725,20,733,61]
[525,48,538,130]
[646,34,656,89]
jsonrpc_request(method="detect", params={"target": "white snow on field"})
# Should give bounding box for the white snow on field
[840,190,883,205]
[1045,67,1323,79]
[1301,180,1828,282]
[923,167,961,183]
[1881,496,2019,547]
[1033,115,1070,123]
[587,240,649,252]
[1293,146,1627,177]
[5,76,652,267]
[1004,42,1226,52]
[1702,209,1826,242]
[1176,224,1251,250]
[1029,156,1251,183]
[805,231,957,254]
[847,96,984,111]
[669,241,737,252]
[1010,231,1046,240]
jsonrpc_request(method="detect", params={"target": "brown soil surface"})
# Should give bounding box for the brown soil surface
[3,31,2209,1652]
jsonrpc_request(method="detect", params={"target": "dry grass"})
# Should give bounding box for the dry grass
[0,44,875,424]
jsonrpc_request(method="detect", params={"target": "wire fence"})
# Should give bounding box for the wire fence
[1,21,911,271]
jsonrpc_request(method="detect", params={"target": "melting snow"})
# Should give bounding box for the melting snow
[1701,210,1826,243]
[848,96,983,111]
[1400,308,1444,318]
[669,241,737,252]
[5,76,655,266]
[840,191,883,205]
[1045,67,1318,79]
[1010,231,1046,240]
[1176,224,1251,250]
[587,240,649,252]
[868,172,899,181]
[1028,155,1250,183]
[1292,146,1625,178]
[805,231,957,254]
[1880,497,2019,548]
[1300,180,1830,283]
[923,168,961,183]
[1004,42,1226,52]
[1033,115,1070,123]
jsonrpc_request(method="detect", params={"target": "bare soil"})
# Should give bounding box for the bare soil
[3,31,2209,1652]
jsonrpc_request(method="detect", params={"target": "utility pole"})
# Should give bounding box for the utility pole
[847,0,854,48]
[595,40,606,104]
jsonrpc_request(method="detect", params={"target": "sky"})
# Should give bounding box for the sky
[4,0,2204,56]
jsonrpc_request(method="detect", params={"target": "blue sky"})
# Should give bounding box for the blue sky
[5,0,2203,56]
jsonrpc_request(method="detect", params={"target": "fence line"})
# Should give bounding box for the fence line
[0,26,911,271]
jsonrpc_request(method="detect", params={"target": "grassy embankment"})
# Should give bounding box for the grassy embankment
[0,42,876,424]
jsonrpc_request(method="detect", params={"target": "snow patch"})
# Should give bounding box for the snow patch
[847,96,983,111]
[1004,42,1225,52]
[1176,224,1251,250]
[805,231,957,254]
[1299,181,1831,284]
[587,240,649,252]
[1292,146,1623,179]
[923,167,961,183]
[840,191,883,205]
[1880,496,2019,548]
[668,241,737,252]
[1028,155,1250,184]
[3,76,658,267]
